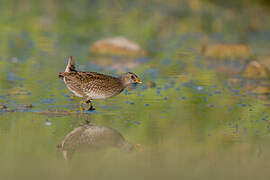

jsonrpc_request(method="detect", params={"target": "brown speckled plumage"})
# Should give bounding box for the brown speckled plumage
[58,125,134,159]
[59,56,142,110]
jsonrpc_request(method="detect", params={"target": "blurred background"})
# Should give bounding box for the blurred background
[1,0,270,179]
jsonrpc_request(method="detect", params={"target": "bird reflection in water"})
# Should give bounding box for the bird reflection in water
[58,123,136,160]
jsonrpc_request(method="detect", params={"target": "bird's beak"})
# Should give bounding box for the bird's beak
[133,144,141,151]
[136,78,142,84]
[133,144,144,153]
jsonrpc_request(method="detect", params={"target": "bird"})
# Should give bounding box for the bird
[59,56,142,111]
[58,124,135,160]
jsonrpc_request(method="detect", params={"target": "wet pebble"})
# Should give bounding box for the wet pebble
[0,105,7,109]
[24,104,32,108]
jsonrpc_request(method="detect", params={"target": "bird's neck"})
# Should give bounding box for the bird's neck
[119,76,129,88]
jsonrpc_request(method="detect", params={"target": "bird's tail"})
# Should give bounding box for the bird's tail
[57,144,73,160]
[58,56,76,79]
[65,56,76,72]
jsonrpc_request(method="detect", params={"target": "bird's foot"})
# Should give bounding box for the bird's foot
[79,100,84,112]
[85,104,95,111]
[85,100,95,111]
[79,99,95,111]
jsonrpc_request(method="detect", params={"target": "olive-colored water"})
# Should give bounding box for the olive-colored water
[1,1,270,179]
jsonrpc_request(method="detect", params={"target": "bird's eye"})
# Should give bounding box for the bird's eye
[131,75,135,80]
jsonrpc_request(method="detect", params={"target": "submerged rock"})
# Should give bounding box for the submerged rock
[243,61,270,78]
[245,84,270,94]
[90,37,146,57]
[89,37,147,71]
[58,125,135,160]
[201,43,252,60]
[256,57,270,69]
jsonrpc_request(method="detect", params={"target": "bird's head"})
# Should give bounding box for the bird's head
[120,72,142,87]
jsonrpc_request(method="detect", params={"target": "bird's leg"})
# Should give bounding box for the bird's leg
[85,117,91,124]
[79,100,85,112]
[85,99,95,111]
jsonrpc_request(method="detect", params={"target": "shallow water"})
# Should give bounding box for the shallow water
[1,1,270,179]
